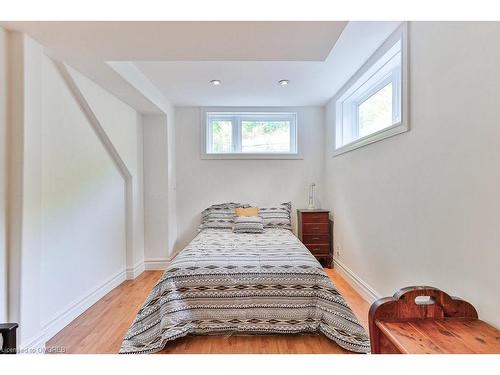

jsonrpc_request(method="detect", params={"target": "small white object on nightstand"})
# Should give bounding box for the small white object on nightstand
[307,183,316,210]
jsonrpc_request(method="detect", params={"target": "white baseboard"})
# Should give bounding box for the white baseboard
[19,259,159,353]
[126,261,145,280]
[333,258,381,303]
[144,258,171,270]
[36,269,127,349]
[19,331,47,354]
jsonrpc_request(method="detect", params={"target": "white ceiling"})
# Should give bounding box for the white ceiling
[0,21,401,111]
[133,21,401,107]
[1,21,346,61]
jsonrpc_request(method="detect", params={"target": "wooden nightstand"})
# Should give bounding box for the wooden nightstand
[297,209,333,268]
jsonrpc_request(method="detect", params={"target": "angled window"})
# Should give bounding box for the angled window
[334,24,408,155]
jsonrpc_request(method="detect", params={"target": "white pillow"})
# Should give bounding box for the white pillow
[233,216,264,233]
[258,202,292,230]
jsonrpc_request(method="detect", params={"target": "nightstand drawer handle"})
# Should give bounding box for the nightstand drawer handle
[312,237,320,240]
[313,248,320,251]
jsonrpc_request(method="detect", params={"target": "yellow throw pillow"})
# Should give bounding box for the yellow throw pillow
[235,207,259,217]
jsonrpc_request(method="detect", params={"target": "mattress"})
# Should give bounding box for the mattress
[120,228,370,354]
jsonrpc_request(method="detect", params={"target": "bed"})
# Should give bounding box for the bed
[120,227,370,354]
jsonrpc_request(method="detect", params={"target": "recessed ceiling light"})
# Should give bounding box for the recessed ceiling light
[278,79,289,86]
[210,79,221,86]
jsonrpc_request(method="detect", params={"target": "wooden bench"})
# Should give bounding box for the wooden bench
[369,286,500,354]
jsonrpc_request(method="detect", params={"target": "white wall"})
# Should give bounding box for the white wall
[166,105,177,257]
[324,22,500,327]
[0,26,8,323]
[143,115,169,263]
[6,32,44,348]
[4,31,145,348]
[40,56,127,331]
[108,62,177,266]
[174,106,325,250]
[143,110,177,266]
[68,66,145,271]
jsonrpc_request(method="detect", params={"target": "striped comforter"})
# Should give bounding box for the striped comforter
[120,229,370,354]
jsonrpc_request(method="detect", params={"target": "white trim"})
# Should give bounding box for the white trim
[144,258,172,270]
[126,261,145,280]
[333,258,381,303]
[19,269,127,352]
[333,22,409,156]
[41,270,126,342]
[333,121,409,156]
[201,153,303,160]
[19,331,47,354]
[200,107,302,160]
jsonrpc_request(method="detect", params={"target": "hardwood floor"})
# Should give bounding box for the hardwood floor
[47,268,370,354]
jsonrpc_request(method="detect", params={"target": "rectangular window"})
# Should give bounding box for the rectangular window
[204,112,298,159]
[209,120,232,153]
[334,23,408,155]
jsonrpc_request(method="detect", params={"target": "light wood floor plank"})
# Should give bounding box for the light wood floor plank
[47,268,369,354]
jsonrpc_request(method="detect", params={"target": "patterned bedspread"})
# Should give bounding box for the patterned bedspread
[120,229,370,353]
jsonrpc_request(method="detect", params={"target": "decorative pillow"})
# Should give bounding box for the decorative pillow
[199,202,249,230]
[258,202,292,230]
[235,207,259,217]
[233,216,264,234]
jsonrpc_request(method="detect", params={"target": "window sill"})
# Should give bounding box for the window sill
[333,121,409,157]
[201,153,303,160]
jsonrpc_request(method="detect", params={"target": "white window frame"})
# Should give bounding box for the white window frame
[201,108,301,159]
[333,23,409,156]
